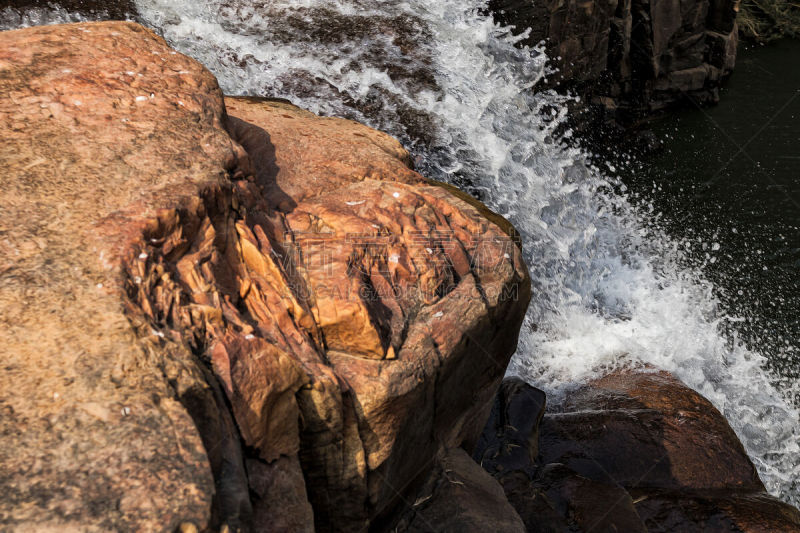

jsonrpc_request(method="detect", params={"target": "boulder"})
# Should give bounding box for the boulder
[542,370,764,492]
[475,378,648,532]
[634,491,800,532]
[0,21,530,532]
[475,371,800,532]
[200,94,530,532]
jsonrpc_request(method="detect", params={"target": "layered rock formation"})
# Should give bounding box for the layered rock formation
[0,21,529,532]
[490,0,740,124]
[475,370,800,532]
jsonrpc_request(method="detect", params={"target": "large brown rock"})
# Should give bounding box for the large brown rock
[0,20,530,532]
[0,20,242,532]
[634,491,800,532]
[542,370,764,492]
[475,371,800,532]
[193,96,530,532]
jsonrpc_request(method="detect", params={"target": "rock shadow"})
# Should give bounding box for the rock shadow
[226,112,297,213]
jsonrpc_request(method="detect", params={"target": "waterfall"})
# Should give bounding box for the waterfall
[3,0,798,505]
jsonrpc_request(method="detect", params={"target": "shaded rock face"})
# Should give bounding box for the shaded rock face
[0,21,530,532]
[542,370,763,492]
[475,371,800,532]
[394,448,526,533]
[489,0,740,124]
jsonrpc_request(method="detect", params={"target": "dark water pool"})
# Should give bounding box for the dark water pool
[620,39,800,400]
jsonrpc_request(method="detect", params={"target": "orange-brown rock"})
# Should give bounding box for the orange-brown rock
[0,21,240,532]
[0,20,530,532]
[183,96,530,531]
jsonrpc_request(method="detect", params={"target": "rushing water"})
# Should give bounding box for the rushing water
[617,40,800,404]
[2,0,798,505]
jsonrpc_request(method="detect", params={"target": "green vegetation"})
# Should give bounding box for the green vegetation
[737,0,800,41]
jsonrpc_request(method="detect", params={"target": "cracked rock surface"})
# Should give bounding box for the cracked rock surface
[0,21,530,532]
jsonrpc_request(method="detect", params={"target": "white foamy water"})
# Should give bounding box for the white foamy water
[0,6,90,29]
[3,0,798,505]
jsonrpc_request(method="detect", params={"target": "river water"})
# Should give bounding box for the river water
[2,0,798,506]
[618,39,800,405]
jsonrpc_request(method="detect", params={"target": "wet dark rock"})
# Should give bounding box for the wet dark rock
[476,370,800,532]
[474,378,648,532]
[633,490,800,532]
[2,0,136,20]
[474,377,546,476]
[535,463,647,533]
[394,448,526,533]
[548,370,764,492]
[489,0,740,126]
